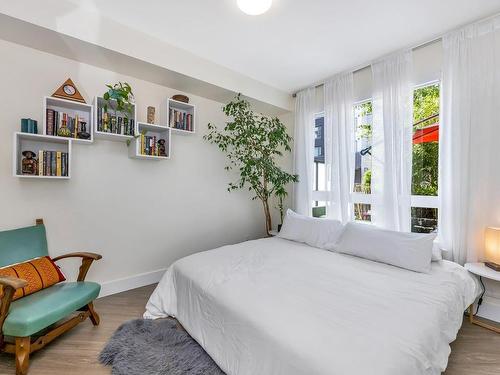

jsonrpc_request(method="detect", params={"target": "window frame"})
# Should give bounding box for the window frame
[312,82,441,225]
[410,80,441,215]
[312,112,327,205]
[351,98,374,221]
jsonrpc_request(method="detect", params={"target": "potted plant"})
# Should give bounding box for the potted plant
[275,186,287,232]
[204,94,298,235]
[102,82,134,120]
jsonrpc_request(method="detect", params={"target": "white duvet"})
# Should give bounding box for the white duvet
[144,237,479,375]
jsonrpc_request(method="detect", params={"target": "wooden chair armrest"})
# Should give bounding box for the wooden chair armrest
[52,252,102,282]
[52,252,102,262]
[0,276,28,290]
[0,277,27,339]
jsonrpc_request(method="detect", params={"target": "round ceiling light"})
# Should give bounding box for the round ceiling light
[237,0,272,15]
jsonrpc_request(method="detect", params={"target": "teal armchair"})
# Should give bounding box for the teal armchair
[0,219,102,375]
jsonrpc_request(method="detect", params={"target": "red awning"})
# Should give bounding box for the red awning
[413,123,439,144]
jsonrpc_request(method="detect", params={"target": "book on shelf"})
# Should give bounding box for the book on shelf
[140,134,160,156]
[21,118,38,134]
[169,108,193,131]
[96,102,135,136]
[36,150,69,177]
[46,109,88,139]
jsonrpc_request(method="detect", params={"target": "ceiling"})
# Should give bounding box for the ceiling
[65,0,500,93]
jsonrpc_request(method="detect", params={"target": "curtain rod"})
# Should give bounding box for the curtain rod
[291,37,441,98]
[292,10,500,98]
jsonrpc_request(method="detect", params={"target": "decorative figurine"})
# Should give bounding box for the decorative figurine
[110,116,117,133]
[147,106,155,124]
[123,117,129,135]
[172,94,189,103]
[158,139,167,157]
[77,121,90,139]
[103,112,110,132]
[21,150,38,175]
[57,120,72,137]
[117,117,123,135]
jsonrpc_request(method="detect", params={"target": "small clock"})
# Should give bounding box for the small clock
[63,84,76,96]
[52,78,86,103]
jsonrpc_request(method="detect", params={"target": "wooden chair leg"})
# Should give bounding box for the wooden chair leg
[15,337,30,375]
[87,302,100,326]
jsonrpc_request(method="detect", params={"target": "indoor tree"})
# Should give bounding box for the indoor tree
[204,95,298,234]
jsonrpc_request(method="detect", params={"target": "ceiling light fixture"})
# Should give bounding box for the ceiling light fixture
[237,0,272,15]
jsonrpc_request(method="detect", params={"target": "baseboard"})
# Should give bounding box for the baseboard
[477,295,500,323]
[98,268,167,298]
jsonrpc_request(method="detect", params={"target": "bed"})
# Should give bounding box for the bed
[144,237,479,375]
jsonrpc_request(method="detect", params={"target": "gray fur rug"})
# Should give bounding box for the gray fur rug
[99,318,225,375]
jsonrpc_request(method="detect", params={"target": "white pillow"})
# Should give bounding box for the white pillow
[329,222,435,273]
[432,240,443,261]
[278,209,344,249]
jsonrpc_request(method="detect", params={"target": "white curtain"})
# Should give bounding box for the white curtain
[324,72,355,223]
[293,88,316,216]
[371,50,414,231]
[439,18,500,265]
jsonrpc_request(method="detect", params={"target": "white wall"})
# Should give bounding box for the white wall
[0,39,290,295]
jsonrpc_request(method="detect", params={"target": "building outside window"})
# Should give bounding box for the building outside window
[312,115,326,217]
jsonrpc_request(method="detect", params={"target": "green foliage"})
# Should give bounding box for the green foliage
[412,84,440,196]
[103,82,134,118]
[204,94,298,231]
[355,102,373,140]
[413,84,439,126]
[358,101,372,117]
[362,170,371,193]
[412,142,439,195]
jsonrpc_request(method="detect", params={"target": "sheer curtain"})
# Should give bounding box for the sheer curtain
[293,88,316,216]
[371,50,414,231]
[324,72,355,223]
[439,17,500,264]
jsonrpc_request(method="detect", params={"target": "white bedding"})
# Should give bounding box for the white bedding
[144,237,479,375]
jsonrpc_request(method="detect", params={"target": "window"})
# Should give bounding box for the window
[311,83,440,228]
[411,83,440,233]
[312,114,327,217]
[352,101,373,221]
[313,115,326,192]
[353,101,373,194]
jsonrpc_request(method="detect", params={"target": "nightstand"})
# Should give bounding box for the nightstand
[464,262,500,333]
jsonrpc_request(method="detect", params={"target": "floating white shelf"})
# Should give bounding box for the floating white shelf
[167,98,195,134]
[128,122,171,160]
[43,96,93,144]
[13,132,71,179]
[93,96,136,142]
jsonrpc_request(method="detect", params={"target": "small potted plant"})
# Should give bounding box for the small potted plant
[102,82,134,120]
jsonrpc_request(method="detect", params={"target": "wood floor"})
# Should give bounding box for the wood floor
[0,284,499,375]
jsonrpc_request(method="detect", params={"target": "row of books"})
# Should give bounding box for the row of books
[21,118,38,134]
[97,105,135,135]
[38,151,69,177]
[169,109,193,132]
[46,109,88,138]
[140,134,162,157]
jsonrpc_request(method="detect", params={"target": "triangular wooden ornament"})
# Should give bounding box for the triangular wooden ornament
[52,78,86,103]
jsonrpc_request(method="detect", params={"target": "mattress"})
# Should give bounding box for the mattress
[144,237,479,375]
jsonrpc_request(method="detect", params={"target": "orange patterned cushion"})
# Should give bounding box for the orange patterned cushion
[0,256,66,300]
